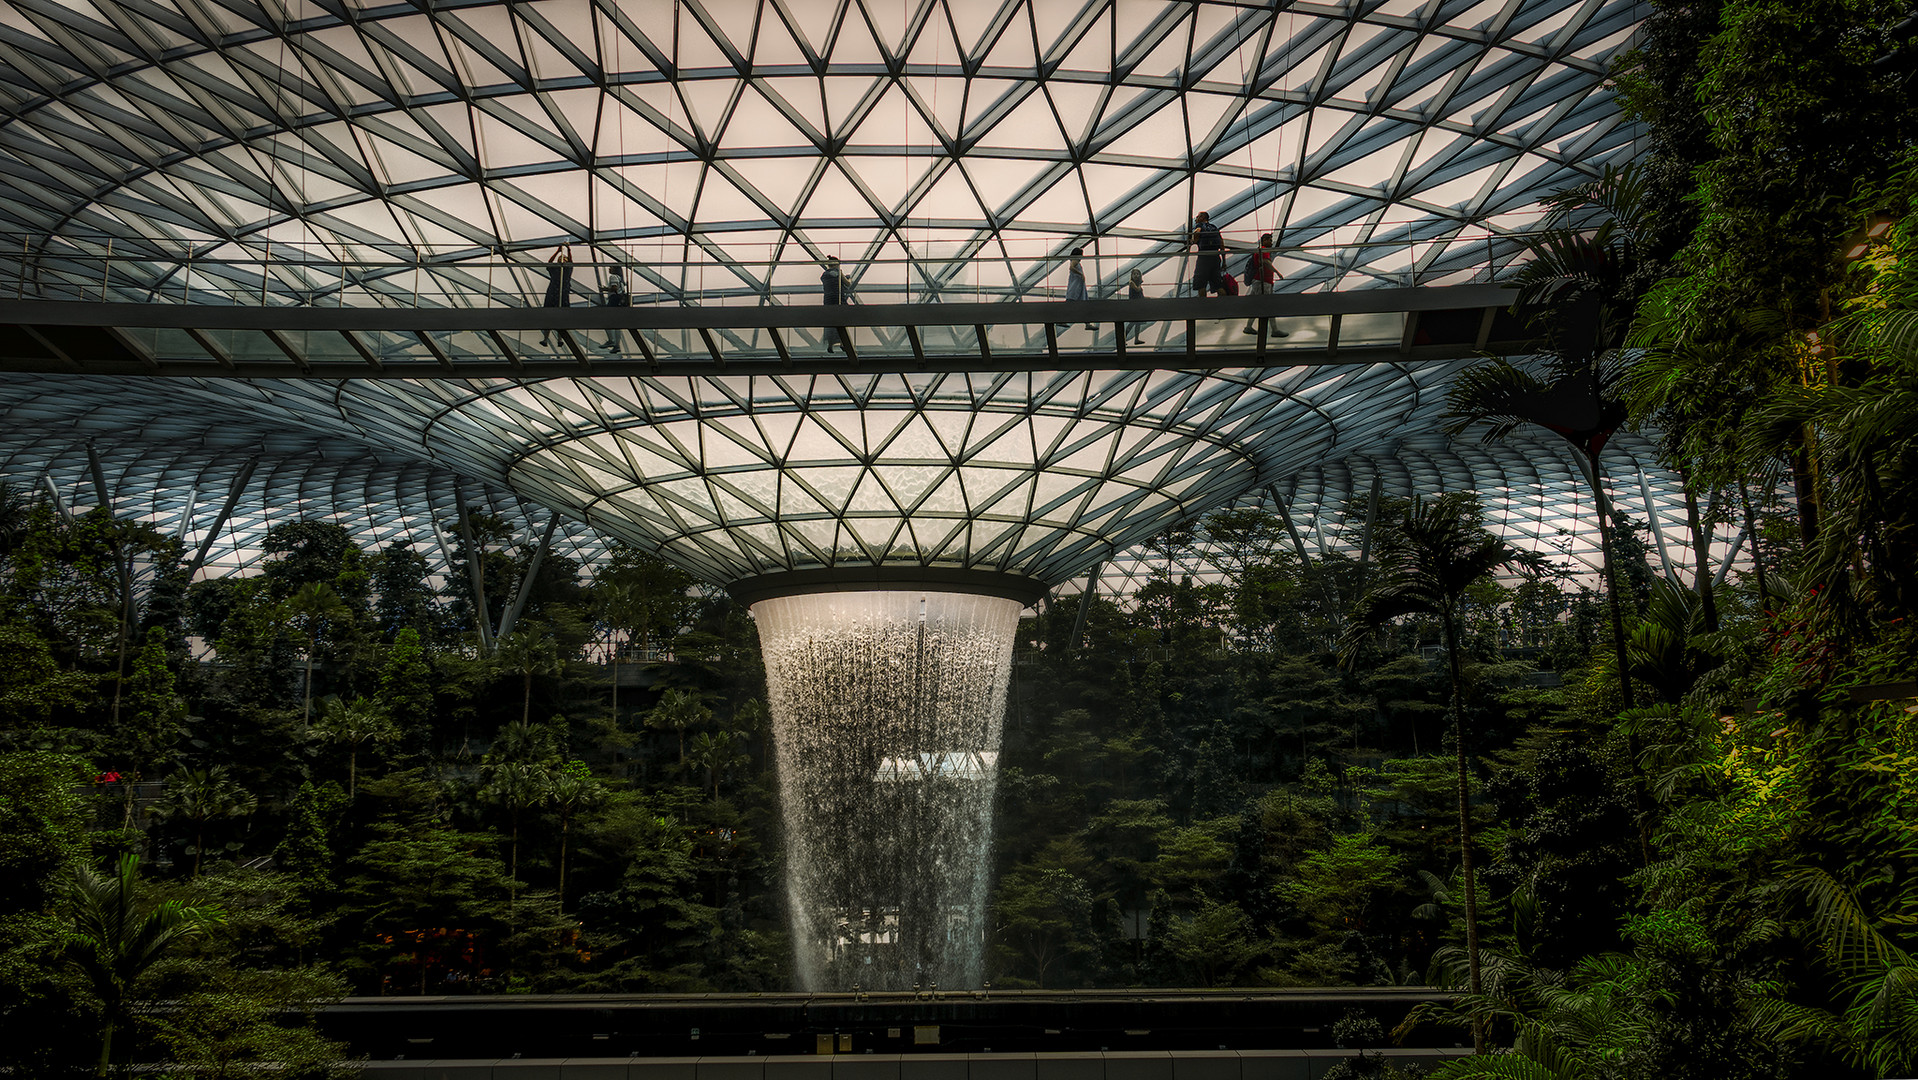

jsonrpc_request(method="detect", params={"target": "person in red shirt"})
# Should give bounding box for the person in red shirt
[1241,233,1286,337]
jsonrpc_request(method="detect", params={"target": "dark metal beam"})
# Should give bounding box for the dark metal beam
[1071,562,1102,650]
[495,513,560,645]
[186,457,256,578]
[0,283,1513,331]
[454,487,495,655]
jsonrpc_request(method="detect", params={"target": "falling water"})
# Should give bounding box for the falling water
[752,589,1022,991]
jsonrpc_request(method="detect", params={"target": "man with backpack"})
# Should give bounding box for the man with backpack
[1242,233,1286,337]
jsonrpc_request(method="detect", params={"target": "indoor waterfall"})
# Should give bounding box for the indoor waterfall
[752,589,1022,992]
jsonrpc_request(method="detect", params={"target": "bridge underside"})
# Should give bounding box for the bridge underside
[0,285,1525,379]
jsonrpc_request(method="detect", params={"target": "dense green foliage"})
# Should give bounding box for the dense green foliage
[1,5,1916,1077]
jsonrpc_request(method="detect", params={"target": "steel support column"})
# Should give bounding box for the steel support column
[187,459,258,578]
[455,488,495,654]
[1071,562,1103,650]
[1268,484,1313,568]
[496,514,560,645]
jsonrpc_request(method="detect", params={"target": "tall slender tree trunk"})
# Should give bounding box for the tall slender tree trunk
[1792,429,1822,547]
[1681,472,1720,632]
[1443,610,1485,1055]
[1583,453,1635,709]
[109,584,131,729]
[1583,453,1655,860]
[96,1012,116,1077]
[558,817,570,910]
[508,815,519,936]
[348,746,358,800]
[1739,473,1772,603]
[304,635,317,722]
[522,673,532,726]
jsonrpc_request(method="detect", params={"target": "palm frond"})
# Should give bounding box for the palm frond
[1428,1052,1572,1080]
[1780,867,1902,970]
[1443,359,1555,442]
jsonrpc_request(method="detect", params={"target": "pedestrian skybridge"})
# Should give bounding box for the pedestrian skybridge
[0,283,1529,379]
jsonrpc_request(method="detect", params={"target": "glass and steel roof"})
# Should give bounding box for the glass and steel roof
[0,0,1639,304]
[0,0,1660,594]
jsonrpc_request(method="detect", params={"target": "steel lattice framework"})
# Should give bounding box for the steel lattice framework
[0,0,1687,596]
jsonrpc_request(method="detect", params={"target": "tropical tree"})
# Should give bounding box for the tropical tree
[1340,495,1535,1053]
[544,759,606,908]
[686,729,748,801]
[63,853,224,1075]
[493,628,562,726]
[1445,163,1665,709]
[281,581,351,721]
[155,766,258,877]
[481,758,549,918]
[311,695,400,798]
[645,688,712,767]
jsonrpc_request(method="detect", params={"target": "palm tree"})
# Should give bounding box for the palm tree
[281,581,351,721]
[493,628,562,726]
[312,695,399,798]
[155,766,257,876]
[544,760,605,908]
[1444,355,1636,709]
[1340,496,1534,1054]
[1445,162,1673,711]
[481,759,548,919]
[686,729,748,801]
[595,579,643,722]
[64,853,223,1076]
[646,687,712,767]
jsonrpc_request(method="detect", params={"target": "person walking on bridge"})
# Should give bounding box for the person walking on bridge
[1190,212,1225,298]
[537,244,573,347]
[1057,247,1096,331]
[821,255,846,352]
[1241,234,1287,338]
[600,264,629,352]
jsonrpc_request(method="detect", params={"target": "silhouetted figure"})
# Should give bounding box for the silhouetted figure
[1241,233,1287,338]
[1057,247,1096,331]
[1190,212,1224,297]
[822,255,845,352]
[1126,268,1148,344]
[600,266,629,351]
[538,245,573,347]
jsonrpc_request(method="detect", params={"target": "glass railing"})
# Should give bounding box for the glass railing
[0,233,1526,370]
[0,232,1512,310]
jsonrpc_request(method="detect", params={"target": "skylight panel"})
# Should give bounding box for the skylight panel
[1014,168,1089,229]
[830,5,887,65]
[1509,2,1581,46]
[1045,80,1107,146]
[846,82,943,149]
[1185,89,1243,155]
[721,86,816,151]
[678,79,738,143]
[474,109,556,170]
[1100,96,1184,160]
[823,75,881,138]
[964,156,1050,215]
[1055,9,1114,74]
[843,151,941,215]
[1127,8,1190,78]
[974,89,1067,152]
[1272,35,1337,95]
[672,9,735,70]
[979,6,1039,71]
[799,163,880,222]
[1115,178,1193,235]
[903,164,986,223]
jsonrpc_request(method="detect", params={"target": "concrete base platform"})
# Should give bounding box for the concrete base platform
[355,1049,1472,1080]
